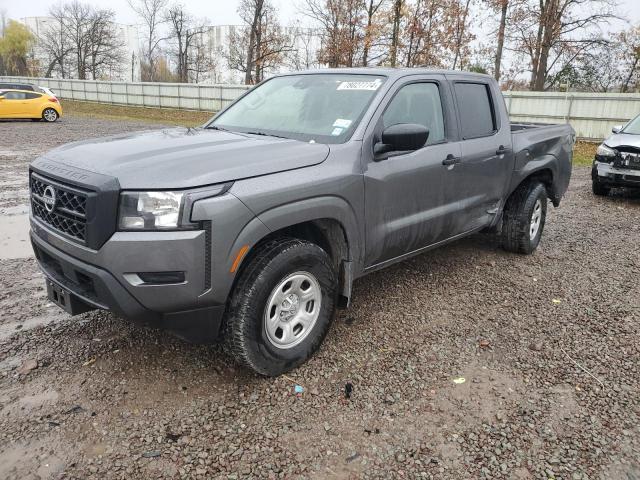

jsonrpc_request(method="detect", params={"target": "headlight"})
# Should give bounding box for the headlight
[119,191,190,230]
[596,144,615,157]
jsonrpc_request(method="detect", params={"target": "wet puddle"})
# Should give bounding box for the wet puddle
[0,213,31,260]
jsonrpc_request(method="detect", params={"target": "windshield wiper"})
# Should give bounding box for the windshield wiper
[207,125,231,132]
[245,130,289,140]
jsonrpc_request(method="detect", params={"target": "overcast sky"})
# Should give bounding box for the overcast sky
[4,0,640,27]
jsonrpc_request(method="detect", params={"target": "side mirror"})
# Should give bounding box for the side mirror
[612,125,623,134]
[374,123,429,160]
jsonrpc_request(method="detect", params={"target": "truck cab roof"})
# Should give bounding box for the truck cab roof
[274,67,494,81]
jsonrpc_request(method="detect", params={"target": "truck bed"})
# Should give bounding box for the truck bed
[510,122,575,155]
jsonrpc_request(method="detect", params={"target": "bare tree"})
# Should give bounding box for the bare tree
[188,29,218,82]
[485,0,511,81]
[87,9,125,78]
[39,11,73,77]
[362,0,387,66]
[388,0,403,67]
[449,0,474,69]
[617,24,640,93]
[231,0,292,83]
[301,0,367,68]
[44,1,124,80]
[127,0,167,81]
[242,0,264,84]
[402,0,450,67]
[286,24,322,70]
[165,4,205,82]
[511,0,617,91]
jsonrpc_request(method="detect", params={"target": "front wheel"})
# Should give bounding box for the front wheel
[222,238,337,376]
[502,181,548,254]
[42,108,59,122]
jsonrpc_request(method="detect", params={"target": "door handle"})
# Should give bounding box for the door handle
[442,154,461,166]
[496,145,507,155]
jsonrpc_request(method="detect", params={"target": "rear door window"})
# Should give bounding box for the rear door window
[454,82,497,139]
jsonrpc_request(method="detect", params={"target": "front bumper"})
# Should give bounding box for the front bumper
[593,160,640,188]
[30,222,225,343]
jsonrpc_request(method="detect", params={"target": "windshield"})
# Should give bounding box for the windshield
[209,74,386,143]
[623,114,640,135]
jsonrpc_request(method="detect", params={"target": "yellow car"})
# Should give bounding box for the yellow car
[0,89,62,122]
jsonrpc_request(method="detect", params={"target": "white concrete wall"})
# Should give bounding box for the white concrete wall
[502,91,640,140]
[2,77,250,112]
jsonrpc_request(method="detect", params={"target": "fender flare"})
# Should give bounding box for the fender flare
[256,195,363,269]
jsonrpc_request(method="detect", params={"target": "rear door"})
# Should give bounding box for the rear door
[445,78,514,234]
[362,75,463,268]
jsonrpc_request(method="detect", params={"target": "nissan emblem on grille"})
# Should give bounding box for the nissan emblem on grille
[42,185,57,213]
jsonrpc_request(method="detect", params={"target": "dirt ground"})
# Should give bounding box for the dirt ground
[0,115,639,480]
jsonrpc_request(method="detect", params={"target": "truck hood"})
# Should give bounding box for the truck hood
[604,132,640,149]
[33,127,330,189]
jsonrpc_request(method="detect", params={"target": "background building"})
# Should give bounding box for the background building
[20,16,141,81]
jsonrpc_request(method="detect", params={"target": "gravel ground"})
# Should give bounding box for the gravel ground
[0,115,639,480]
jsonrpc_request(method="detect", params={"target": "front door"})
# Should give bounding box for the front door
[362,77,462,268]
[0,91,28,117]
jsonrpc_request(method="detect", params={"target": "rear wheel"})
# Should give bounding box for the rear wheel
[42,108,58,122]
[502,181,548,254]
[222,238,337,376]
[592,178,610,196]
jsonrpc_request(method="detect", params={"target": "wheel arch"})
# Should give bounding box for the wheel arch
[509,152,559,206]
[232,197,363,307]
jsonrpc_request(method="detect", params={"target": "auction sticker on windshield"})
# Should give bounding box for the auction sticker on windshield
[337,79,382,91]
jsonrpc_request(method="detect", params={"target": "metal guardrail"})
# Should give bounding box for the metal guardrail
[3,76,640,140]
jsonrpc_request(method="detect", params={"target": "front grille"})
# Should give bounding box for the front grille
[30,173,89,243]
[616,148,640,171]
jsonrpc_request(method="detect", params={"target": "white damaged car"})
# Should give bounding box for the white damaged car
[592,115,640,195]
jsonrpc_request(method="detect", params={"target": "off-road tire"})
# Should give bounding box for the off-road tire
[592,178,610,196]
[42,108,58,122]
[221,238,337,376]
[502,181,548,254]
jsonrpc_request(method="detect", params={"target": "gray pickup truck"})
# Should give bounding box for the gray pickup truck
[29,69,574,375]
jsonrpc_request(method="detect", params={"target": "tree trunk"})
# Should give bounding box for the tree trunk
[621,55,640,93]
[452,0,471,70]
[529,0,546,89]
[245,0,264,85]
[390,0,402,67]
[494,0,508,82]
[533,1,555,91]
[362,0,374,66]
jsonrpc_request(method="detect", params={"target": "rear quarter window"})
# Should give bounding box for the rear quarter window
[25,92,42,99]
[454,82,497,139]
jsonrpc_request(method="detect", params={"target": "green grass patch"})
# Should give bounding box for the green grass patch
[62,100,214,127]
[574,141,596,167]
